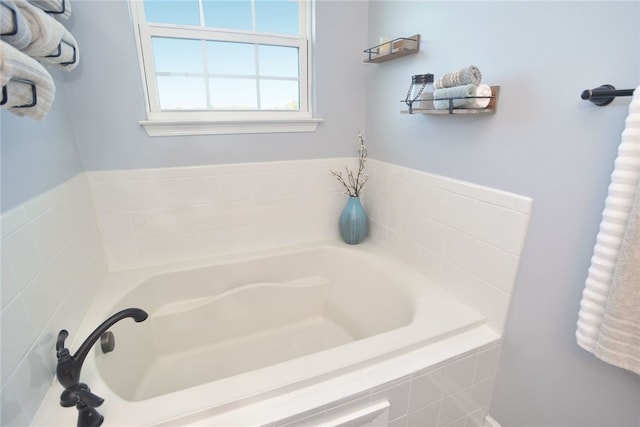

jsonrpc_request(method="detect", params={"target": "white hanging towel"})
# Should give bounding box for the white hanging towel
[29,0,72,21]
[13,0,78,71]
[576,84,640,376]
[0,40,56,120]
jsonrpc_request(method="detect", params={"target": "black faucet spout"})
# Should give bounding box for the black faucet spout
[56,308,148,397]
[71,308,147,369]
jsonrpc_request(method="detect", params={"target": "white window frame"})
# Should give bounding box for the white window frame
[128,0,322,136]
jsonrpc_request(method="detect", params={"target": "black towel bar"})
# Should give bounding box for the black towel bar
[1,78,38,108]
[581,84,635,106]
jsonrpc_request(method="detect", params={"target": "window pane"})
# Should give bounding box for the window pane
[255,0,299,35]
[153,38,203,74]
[157,76,207,110]
[209,78,257,110]
[260,80,298,110]
[258,45,298,77]
[202,0,251,31]
[144,0,199,26]
[207,41,256,75]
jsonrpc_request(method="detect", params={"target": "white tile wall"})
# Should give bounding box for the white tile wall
[0,174,107,426]
[89,159,352,271]
[364,160,532,333]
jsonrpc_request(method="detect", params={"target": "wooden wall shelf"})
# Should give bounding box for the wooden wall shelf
[401,86,500,115]
[364,35,420,63]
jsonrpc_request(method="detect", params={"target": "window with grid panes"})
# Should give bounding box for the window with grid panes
[129,0,321,135]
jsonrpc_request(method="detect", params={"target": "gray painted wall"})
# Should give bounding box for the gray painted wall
[365,1,640,426]
[1,67,84,212]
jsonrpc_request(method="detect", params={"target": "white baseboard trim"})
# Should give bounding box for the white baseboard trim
[485,415,502,427]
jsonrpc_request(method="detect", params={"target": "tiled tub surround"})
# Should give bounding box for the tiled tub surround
[90,159,532,332]
[7,158,531,426]
[1,174,107,426]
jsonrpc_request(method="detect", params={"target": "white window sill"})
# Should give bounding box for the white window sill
[139,117,323,136]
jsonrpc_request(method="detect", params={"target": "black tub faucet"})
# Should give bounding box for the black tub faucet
[56,308,148,426]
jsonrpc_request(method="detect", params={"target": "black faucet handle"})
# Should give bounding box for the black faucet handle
[73,389,104,409]
[56,329,71,360]
[56,330,70,358]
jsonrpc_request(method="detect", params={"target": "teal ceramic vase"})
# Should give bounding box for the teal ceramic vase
[339,196,368,244]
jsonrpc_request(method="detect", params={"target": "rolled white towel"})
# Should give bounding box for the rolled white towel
[28,0,71,21]
[1,1,33,49]
[1,40,56,120]
[14,0,78,71]
[470,83,492,108]
[434,65,482,89]
[433,84,476,110]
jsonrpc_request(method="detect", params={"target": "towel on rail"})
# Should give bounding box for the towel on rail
[434,65,482,89]
[1,1,32,49]
[13,0,78,70]
[433,84,477,110]
[576,84,640,375]
[0,41,55,120]
[29,0,71,21]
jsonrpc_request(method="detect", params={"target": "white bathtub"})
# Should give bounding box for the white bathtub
[34,241,492,426]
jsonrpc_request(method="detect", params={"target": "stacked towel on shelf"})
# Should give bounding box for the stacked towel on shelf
[1,1,33,49]
[14,0,78,70]
[432,65,492,111]
[472,83,493,108]
[29,0,71,21]
[434,65,482,89]
[0,41,55,120]
[433,84,476,110]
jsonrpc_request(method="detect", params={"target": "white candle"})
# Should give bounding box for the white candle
[379,36,390,55]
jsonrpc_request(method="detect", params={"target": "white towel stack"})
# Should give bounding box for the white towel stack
[1,2,33,49]
[14,0,78,70]
[29,0,72,21]
[0,0,77,120]
[433,65,492,111]
[0,41,56,120]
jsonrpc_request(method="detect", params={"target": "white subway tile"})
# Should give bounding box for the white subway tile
[189,175,222,205]
[21,273,55,335]
[155,177,199,208]
[409,367,444,411]
[442,193,479,235]
[96,212,134,242]
[1,299,37,383]
[443,355,477,396]
[11,342,53,420]
[104,240,140,271]
[2,226,45,289]
[471,202,530,254]
[406,401,439,427]
[219,172,252,202]
[29,205,69,263]
[466,240,520,295]
[1,256,20,309]
[443,230,475,270]
[440,261,510,332]
[1,382,29,426]
[474,346,502,383]
[469,378,495,414]
[1,206,27,239]
[437,389,471,427]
